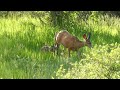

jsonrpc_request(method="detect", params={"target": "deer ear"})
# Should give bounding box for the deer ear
[88,33,91,40]
[83,34,87,40]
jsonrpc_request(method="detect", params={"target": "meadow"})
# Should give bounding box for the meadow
[0,12,120,79]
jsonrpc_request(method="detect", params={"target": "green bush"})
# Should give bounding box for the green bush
[55,43,120,79]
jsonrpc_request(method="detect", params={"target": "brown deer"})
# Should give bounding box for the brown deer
[55,30,92,57]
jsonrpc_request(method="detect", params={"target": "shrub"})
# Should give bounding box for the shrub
[55,43,120,79]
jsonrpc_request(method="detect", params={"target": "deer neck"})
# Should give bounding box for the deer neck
[78,41,86,48]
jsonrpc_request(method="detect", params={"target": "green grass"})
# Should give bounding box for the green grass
[0,12,120,79]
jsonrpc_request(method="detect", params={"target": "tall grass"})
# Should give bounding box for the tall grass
[0,12,120,79]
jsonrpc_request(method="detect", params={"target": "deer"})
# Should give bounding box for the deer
[54,30,92,57]
[41,44,57,54]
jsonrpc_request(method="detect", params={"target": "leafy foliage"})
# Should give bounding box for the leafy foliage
[55,43,120,79]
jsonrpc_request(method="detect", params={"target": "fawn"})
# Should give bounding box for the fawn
[41,44,57,54]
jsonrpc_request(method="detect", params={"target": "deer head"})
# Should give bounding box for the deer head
[83,33,92,48]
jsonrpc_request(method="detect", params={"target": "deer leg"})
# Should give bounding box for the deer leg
[56,44,60,55]
[63,47,66,54]
[68,49,70,57]
[76,50,80,58]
